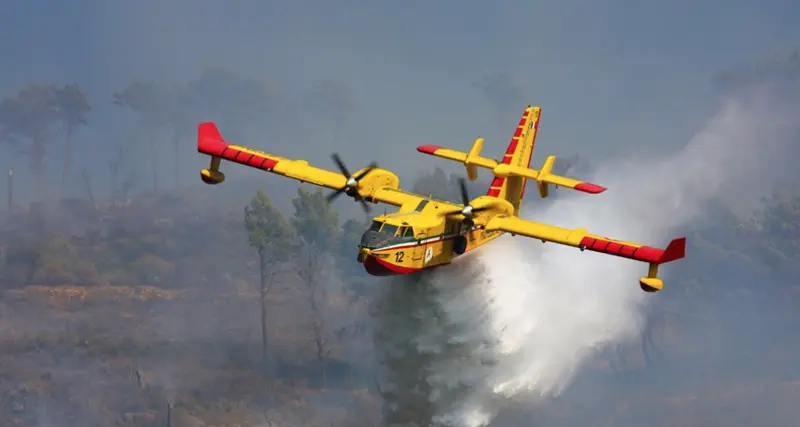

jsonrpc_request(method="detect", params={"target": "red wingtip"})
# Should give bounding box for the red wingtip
[574,182,607,194]
[198,122,228,156]
[658,237,687,264]
[417,145,442,155]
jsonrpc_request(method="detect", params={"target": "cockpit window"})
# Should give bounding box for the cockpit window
[402,227,414,237]
[369,221,383,231]
[382,224,399,236]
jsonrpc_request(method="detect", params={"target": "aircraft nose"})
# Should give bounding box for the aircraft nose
[359,230,384,248]
[357,247,371,263]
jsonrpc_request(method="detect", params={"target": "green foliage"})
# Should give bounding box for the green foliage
[53,84,91,188]
[0,84,63,192]
[0,83,60,145]
[112,80,172,129]
[124,253,175,286]
[113,80,176,193]
[340,218,368,254]
[336,218,370,279]
[28,236,101,286]
[291,188,340,249]
[245,190,294,263]
[0,237,40,287]
[54,84,91,132]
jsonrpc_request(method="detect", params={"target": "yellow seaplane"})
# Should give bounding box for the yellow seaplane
[197,106,686,292]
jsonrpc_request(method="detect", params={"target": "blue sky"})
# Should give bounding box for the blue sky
[1,0,798,202]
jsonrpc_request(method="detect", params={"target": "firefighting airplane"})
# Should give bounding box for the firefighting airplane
[197,106,686,292]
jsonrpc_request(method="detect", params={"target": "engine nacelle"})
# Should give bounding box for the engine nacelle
[200,169,225,185]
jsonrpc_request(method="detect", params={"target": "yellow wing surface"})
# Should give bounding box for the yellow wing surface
[196,122,423,208]
[484,215,686,292]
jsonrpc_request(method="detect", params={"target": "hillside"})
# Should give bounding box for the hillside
[0,172,798,426]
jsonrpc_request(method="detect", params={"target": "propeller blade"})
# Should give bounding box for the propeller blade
[331,153,351,178]
[358,198,371,213]
[353,161,378,181]
[326,188,346,203]
[458,178,470,206]
[326,154,379,211]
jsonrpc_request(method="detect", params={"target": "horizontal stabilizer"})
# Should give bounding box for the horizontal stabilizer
[417,144,605,197]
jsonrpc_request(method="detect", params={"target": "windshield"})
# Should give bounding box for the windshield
[381,224,399,236]
[369,221,383,231]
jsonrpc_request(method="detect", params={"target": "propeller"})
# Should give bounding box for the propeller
[325,153,378,213]
[440,178,494,224]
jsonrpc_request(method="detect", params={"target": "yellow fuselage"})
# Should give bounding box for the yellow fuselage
[357,208,505,276]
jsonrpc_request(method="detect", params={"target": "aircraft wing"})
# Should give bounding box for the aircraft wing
[197,122,349,191]
[197,122,426,208]
[369,186,427,207]
[485,215,686,266]
[534,164,606,194]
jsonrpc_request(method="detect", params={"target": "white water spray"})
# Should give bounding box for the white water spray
[391,84,800,427]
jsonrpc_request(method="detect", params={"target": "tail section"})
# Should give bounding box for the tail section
[486,106,541,213]
[415,105,606,215]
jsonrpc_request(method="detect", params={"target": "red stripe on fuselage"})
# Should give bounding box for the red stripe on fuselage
[363,256,421,276]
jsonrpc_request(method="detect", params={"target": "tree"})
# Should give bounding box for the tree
[163,85,195,189]
[0,83,61,197]
[112,80,171,195]
[291,187,340,384]
[296,243,333,386]
[244,190,294,373]
[54,84,91,192]
[339,218,366,253]
[337,218,376,299]
[338,218,368,271]
[291,188,339,250]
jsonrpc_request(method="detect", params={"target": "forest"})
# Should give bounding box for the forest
[0,60,799,427]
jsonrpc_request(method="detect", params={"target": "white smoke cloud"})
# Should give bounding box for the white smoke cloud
[410,82,800,427]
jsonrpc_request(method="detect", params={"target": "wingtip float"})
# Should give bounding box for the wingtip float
[197,105,686,292]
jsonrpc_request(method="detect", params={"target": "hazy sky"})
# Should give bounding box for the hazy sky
[1,0,798,200]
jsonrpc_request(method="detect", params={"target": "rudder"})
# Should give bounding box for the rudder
[486,106,541,214]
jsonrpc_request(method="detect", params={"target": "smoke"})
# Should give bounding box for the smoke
[374,81,800,427]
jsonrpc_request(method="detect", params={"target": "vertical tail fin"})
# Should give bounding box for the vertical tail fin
[486,106,541,214]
